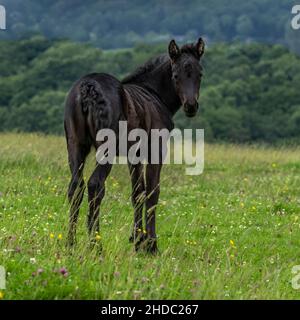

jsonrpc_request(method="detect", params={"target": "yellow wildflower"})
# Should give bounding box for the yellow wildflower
[58,234,63,240]
[50,233,54,239]
[0,291,4,299]
[230,239,237,249]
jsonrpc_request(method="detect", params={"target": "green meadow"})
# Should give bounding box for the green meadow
[0,133,299,299]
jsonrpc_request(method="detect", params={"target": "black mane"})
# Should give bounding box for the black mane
[122,54,169,84]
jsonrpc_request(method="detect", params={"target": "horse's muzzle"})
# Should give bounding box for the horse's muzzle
[184,102,198,118]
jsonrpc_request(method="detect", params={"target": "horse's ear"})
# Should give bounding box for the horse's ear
[195,38,205,59]
[168,40,180,62]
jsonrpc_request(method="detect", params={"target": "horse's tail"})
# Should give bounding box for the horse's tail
[79,79,105,113]
[79,79,109,129]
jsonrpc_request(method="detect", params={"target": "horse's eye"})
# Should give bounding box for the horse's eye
[173,74,178,80]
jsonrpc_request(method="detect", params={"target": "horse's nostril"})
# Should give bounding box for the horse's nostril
[183,101,198,117]
[184,102,198,112]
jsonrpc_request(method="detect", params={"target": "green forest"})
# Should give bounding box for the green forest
[0,0,299,54]
[0,36,300,143]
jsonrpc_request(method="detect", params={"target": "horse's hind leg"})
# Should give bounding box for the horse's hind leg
[144,163,162,254]
[87,163,112,246]
[128,163,146,249]
[66,138,90,247]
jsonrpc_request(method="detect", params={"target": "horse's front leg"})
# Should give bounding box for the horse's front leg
[145,163,162,254]
[87,163,112,249]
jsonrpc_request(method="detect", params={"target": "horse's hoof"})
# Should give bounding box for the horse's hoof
[134,233,148,252]
[95,243,103,255]
[89,239,103,254]
[66,237,76,249]
[145,238,158,255]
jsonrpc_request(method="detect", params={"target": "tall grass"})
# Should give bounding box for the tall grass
[0,133,299,299]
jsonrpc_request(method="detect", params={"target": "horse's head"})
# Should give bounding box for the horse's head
[168,38,205,117]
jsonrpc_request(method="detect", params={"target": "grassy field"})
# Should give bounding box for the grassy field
[0,133,299,299]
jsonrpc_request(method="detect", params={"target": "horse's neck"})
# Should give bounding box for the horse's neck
[141,61,181,116]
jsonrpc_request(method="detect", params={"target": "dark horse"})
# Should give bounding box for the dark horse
[64,38,205,254]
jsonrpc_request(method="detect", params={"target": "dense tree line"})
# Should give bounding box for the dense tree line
[0,0,299,54]
[0,36,299,143]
